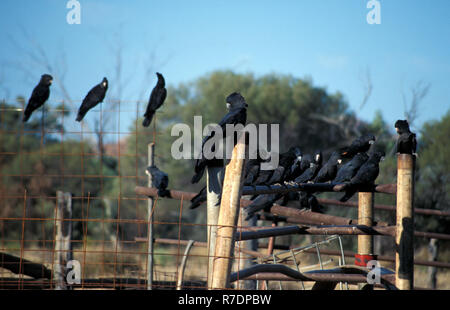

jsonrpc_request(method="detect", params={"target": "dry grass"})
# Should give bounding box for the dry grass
[1,241,449,290]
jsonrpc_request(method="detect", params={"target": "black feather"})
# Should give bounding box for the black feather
[146,165,170,198]
[143,73,167,127]
[76,77,108,122]
[339,151,384,202]
[395,120,417,155]
[191,92,247,184]
[23,74,53,122]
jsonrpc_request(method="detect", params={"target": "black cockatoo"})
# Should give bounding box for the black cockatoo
[313,151,343,183]
[76,77,108,122]
[339,151,385,202]
[191,92,247,184]
[333,152,369,184]
[294,151,322,183]
[143,72,167,127]
[145,165,170,198]
[395,120,417,156]
[23,74,53,122]
[341,134,376,158]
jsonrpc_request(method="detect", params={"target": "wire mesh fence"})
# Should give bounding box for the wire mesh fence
[1,100,448,290]
[0,100,194,289]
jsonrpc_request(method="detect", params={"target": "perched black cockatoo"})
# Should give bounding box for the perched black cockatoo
[242,147,300,220]
[145,165,170,197]
[244,193,282,220]
[294,151,322,183]
[341,134,376,158]
[76,77,108,122]
[191,92,248,184]
[143,72,167,127]
[339,151,385,202]
[333,152,369,183]
[256,147,299,185]
[244,158,263,186]
[313,151,343,183]
[288,148,304,179]
[277,146,302,181]
[300,153,314,173]
[23,74,53,122]
[395,120,417,156]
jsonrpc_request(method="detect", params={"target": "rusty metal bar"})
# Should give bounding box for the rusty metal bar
[229,264,396,287]
[318,198,450,217]
[235,225,396,241]
[134,237,450,269]
[176,239,195,290]
[134,187,450,241]
[135,186,450,218]
[241,183,396,196]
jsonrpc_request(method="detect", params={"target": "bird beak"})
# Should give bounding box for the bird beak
[226,103,231,109]
[310,163,315,168]
[315,154,320,161]
[337,159,342,164]
[297,156,302,161]
[369,140,375,145]
[380,156,385,161]
[49,79,53,84]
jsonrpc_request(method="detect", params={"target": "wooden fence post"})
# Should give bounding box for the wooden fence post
[206,166,223,288]
[428,238,438,289]
[358,192,374,256]
[235,209,257,289]
[54,191,73,290]
[211,132,246,289]
[147,143,155,290]
[395,154,415,290]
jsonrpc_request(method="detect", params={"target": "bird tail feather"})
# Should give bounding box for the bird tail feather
[142,112,154,127]
[339,187,356,202]
[76,111,85,122]
[191,169,205,184]
[190,195,204,209]
[22,112,30,122]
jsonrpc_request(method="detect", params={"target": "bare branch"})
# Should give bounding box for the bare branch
[8,27,74,106]
[358,67,373,111]
[402,80,431,127]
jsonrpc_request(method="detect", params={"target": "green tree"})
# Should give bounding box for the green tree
[415,110,450,235]
[113,70,378,243]
[0,100,117,244]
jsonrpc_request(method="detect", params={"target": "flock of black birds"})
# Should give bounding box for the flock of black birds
[185,90,417,221]
[22,72,167,125]
[22,72,417,221]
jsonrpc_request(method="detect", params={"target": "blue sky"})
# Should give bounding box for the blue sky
[0,0,449,133]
